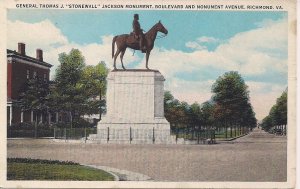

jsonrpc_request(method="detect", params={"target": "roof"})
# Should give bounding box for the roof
[7,49,52,68]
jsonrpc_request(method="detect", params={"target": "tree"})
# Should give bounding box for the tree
[211,71,256,137]
[276,89,287,125]
[80,61,109,119]
[261,115,273,131]
[201,101,215,127]
[261,88,287,132]
[164,91,187,130]
[18,76,50,136]
[50,49,86,128]
[189,102,202,128]
[19,76,50,121]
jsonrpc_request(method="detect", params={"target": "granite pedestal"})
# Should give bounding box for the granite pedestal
[89,70,176,144]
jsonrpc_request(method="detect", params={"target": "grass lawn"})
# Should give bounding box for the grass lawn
[7,158,115,181]
[215,130,245,139]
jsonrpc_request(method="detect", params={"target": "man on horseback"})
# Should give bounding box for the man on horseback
[132,14,146,53]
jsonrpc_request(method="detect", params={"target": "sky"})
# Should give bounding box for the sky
[7,10,288,121]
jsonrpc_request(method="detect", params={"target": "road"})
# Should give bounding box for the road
[7,128,287,181]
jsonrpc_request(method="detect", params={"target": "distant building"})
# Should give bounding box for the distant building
[7,43,52,126]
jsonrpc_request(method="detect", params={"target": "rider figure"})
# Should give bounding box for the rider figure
[132,14,146,53]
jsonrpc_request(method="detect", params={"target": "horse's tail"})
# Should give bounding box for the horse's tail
[112,36,117,59]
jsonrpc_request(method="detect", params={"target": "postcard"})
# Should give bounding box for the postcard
[0,0,297,188]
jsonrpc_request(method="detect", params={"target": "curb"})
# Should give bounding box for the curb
[216,133,248,142]
[83,164,120,181]
[83,164,152,181]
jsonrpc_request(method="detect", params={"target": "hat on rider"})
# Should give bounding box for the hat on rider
[134,14,139,19]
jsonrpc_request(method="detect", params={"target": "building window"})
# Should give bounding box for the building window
[33,71,37,78]
[44,73,46,81]
[26,70,30,79]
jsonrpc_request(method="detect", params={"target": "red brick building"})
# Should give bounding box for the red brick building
[7,43,53,126]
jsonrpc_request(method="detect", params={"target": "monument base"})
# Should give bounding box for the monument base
[88,70,178,144]
[88,117,178,144]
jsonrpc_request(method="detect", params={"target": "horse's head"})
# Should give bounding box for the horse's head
[156,21,168,35]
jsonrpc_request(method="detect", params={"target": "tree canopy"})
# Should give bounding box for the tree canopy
[18,76,50,124]
[261,89,287,131]
[164,71,257,133]
[49,49,109,127]
[211,71,255,127]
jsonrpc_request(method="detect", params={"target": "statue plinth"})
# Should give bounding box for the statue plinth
[90,70,175,144]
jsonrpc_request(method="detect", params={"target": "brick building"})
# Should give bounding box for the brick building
[7,43,53,126]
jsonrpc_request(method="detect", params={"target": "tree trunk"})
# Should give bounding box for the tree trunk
[70,111,73,129]
[35,113,38,138]
[99,90,102,120]
[235,125,237,137]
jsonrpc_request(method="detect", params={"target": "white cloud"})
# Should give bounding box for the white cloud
[185,36,219,50]
[7,20,141,78]
[7,19,68,53]
[185,41,207,50]
[247,81,286,120]
[140,17,287,120]
[165,78,214,104]
[197,36,219,43]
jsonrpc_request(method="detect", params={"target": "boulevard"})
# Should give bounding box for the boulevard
[7,128,286,181]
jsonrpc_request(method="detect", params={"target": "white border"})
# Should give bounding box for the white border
[0,0,296,188]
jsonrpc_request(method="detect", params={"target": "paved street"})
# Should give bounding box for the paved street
[7,128,287,181]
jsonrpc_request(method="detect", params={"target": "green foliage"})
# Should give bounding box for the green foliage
[51,118,96,128]
[164,71,257,133]
[50,49,86,117]
[201,101,215,126]
[212,71,256,128]
[261,89,287,131]
[7,158,114,181]
[164,91,189,129]
[80,61,108,116]
[49,49,109,127]
[8,158,79,165]
[18,76,50,115]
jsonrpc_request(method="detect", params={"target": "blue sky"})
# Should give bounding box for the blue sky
[7,10,288,120]
[8,10,284,51]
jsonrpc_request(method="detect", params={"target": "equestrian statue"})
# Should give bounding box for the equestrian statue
[112,14,168,70]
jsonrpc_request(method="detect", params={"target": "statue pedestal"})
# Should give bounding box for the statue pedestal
[89,70,175,144]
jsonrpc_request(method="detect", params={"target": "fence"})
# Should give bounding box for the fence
[269,125,287,135]
[171,127,216,144]
[54,128,97,140]
[7,127,54,138]
[214,126,250,139]
[171,124,252,141]
[7,126,97,139]
[7,124,254,142]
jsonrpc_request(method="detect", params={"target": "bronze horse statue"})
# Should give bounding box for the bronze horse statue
[112,21,168,70]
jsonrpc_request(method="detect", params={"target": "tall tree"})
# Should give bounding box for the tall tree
[164,91,187,130]
[18,76,50,130]
[189,102,202,128]
[201,101,215,127]
[211,71,256,136]
[261,88,287,131]
[50,49,86,128]
[80,61,109,119]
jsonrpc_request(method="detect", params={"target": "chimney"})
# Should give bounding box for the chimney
[36,49,43,62]
[18,43,25,55]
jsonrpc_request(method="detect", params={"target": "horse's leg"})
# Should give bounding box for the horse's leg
[113,49,121,69]
[145,51,150,69]
[120,49,126,70]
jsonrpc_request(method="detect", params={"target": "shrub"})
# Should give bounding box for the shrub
[7,158,79,165]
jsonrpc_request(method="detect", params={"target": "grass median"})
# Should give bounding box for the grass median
[7,158,115,181]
